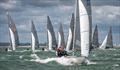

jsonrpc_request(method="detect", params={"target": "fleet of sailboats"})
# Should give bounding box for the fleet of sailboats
[4,0,114,60]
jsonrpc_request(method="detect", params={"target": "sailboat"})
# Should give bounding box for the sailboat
[31,20,39,53]
[57,23,65,48]
[58,0,92,64]
[66,13,74,52]
[99,26,113,49]
[7,13,19,51]
[92,25,99,49]
[47,16,57,51]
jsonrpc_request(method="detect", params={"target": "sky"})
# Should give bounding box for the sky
[0,0,120,45]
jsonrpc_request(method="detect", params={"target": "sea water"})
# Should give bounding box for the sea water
[0,47,120,70]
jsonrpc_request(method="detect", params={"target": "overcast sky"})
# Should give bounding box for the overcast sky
[0,0,120,45]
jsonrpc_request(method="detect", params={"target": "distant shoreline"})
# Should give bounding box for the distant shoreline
[0,42,47,46]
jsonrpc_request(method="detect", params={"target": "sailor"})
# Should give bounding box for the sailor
[56,45,68,57]
[5,48,8,52]
[42,48,45,51]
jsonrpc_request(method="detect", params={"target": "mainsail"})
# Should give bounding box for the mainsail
[73,0,81,50]
[47,16,57,50]
[7,13,19,51]
[66,13,75,51]
[58,23,65,48]
[79,0,92,57]
[31,20,39,53]
[92,25,99,49]
[99,27,113,49]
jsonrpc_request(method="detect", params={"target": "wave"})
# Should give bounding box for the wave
[30,54,96,65]
[15,50,30,53]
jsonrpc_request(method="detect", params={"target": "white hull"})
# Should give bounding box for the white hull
[31,55,96,65]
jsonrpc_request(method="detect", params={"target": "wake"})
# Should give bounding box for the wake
[30,54,97,65]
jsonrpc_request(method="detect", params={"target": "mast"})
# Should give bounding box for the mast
[47,16,57,50]
[79,0,92,57]
[7,13,19,51]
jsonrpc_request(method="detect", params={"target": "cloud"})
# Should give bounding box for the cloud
[92,6,120,24]
[92,0,120,6]
[58,5,73,12]
[91,5,120,44]
[20,0,59,7]
[0,0,17,10]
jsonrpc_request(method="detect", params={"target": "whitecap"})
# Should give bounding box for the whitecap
[30,54,96,66]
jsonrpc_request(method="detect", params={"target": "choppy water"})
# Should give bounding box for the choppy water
[0,47,120,70]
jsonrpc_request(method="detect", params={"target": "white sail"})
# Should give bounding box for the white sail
[7,13,19,51]
[31,20,39,53]
[92,25,99,49]
[9,28,16,50]
[79,0,92,57]
[66,13,74,51]
[99,27,113,49]
[58,23,65,48]
[58,32,61,48]
[47,16,57,50]
[99,35,108,49]
[47,30,53,50]
[31,33,35,52]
